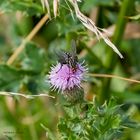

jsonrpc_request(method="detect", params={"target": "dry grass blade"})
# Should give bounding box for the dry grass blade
[7,14,49,65]
[41,0,51,18]
[68,0,123,58]
[88,73,140,84]
[88,23,140,47]
[98,32,123,58]
[53,0,59,18]
[0,91,55,99]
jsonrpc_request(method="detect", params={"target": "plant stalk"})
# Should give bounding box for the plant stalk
[99,0,134,104]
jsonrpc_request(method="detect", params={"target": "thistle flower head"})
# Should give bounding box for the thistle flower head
[48,40,87,103]
[49,62,87,92]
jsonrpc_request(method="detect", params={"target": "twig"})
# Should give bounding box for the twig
[0,91,55,99]
[7,14,49,65]
[88,73,140,84]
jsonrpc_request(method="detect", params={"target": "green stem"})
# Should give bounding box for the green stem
[113,0,134,45]
[99,0,134,104]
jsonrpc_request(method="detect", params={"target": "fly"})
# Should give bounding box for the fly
[56,40,78,73]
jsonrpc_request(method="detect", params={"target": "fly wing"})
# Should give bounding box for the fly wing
[71,40,77,55]
[55,50,67,64]
[71,40,78,63]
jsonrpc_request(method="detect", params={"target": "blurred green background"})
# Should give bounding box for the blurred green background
[0,0,140,139]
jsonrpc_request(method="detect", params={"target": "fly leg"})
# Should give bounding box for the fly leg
[55,63,63,73]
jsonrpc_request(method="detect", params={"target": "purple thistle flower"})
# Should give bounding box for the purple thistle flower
[48,40,87,102]
[49,62,87,92]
